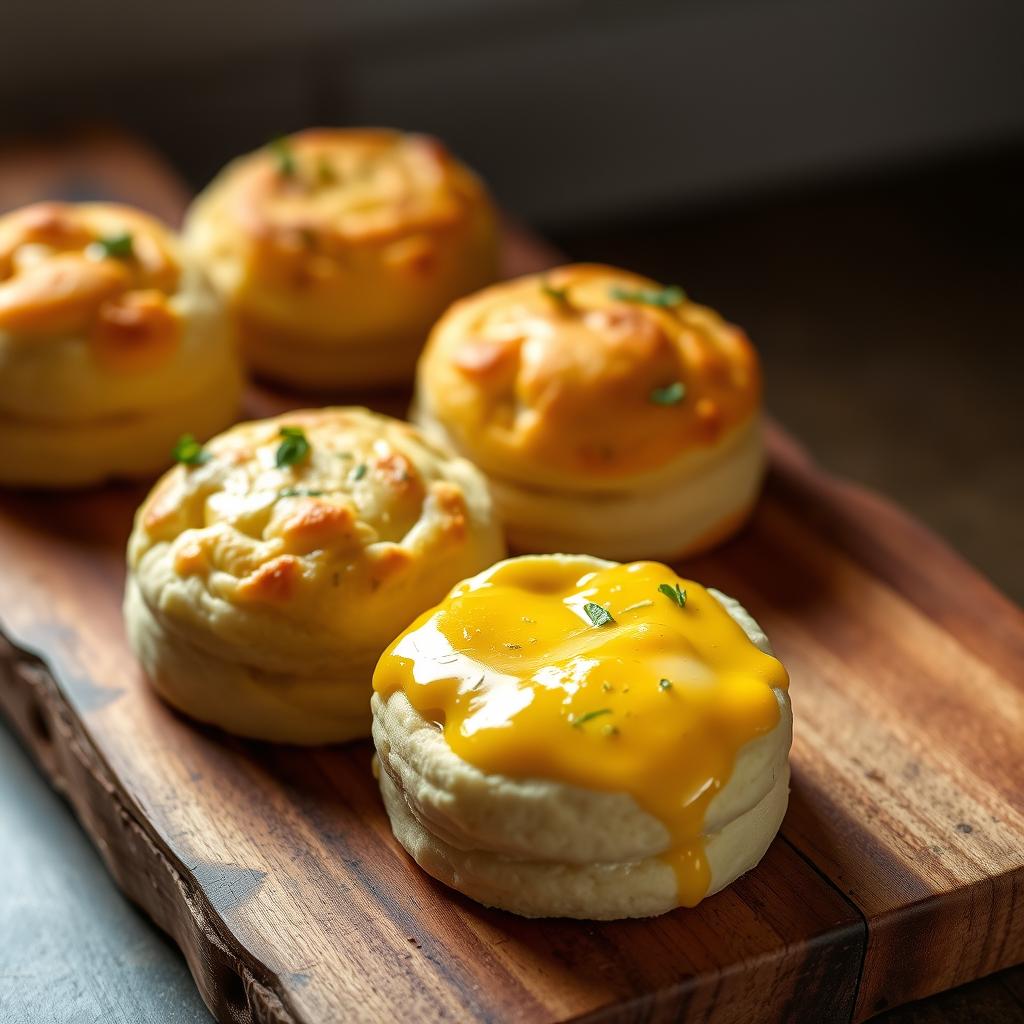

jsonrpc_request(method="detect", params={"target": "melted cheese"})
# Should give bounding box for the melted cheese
[373,557,788,906]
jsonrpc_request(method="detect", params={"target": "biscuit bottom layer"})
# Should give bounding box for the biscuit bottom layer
[378,756,789,920]
[415,412,765,561]
[0,364,242,487]
[124,577,373,744]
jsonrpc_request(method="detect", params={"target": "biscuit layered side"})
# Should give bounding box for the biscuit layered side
[413,264,765,560]
[372,555,793,919]
[0,202,240,487]
[184,128,499,389]
[124,407,506,744]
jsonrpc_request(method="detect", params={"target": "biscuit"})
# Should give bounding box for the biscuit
[125,407,507,743]
[413,264,764,559]
[185,128,499,389]
[0,202,240,487]
[372,555,792,918]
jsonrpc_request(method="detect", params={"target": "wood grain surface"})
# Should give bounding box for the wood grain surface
[1,414,1021,1023]
[0,133,1022,1024]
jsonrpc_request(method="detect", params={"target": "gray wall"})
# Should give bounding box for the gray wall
[3,0,1023,224]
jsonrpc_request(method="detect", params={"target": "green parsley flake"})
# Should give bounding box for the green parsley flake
[541,280,569,303]
[275,426,310,468]
[268,136,296,178]
[570,708,612,729]
[279,487,327,498]
[94,231,134,260]
[658,582,687,608]
[583,602,615,627]
[650,381,687,406]
[659,678,673,691]
[172,434,210,466]
[609,284,686,308]
[351,463,368,481]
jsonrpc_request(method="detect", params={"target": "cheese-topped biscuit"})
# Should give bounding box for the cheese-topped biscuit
[124,407,506,744]
[0,201,240,487]
[185,128,499,389]
[372,555,792,919]
[413,264,764,559]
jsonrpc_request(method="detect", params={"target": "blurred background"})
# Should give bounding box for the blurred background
[1,3,1022,1019]
[3,0,1020,600]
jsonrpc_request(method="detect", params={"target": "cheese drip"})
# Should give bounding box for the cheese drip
[373,557,788,906]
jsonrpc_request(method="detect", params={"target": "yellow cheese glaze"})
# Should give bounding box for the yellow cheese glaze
[374,557,789,906]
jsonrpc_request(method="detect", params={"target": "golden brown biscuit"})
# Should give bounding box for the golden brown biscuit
[184,128,499,389]
[124,407,506,743]
[413,263,765,559]
[0,202,241,487]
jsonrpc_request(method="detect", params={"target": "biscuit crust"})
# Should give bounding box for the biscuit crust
[185,129,499,389]
[0,201,239,486]
[125,407,506,743]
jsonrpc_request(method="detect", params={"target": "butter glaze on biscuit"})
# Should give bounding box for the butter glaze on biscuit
[125,407,506,744]
[413,264,764,559]
[185,128,499,389]
[0,202,240,486]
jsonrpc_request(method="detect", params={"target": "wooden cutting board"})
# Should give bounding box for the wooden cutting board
[0,135,1022,1024]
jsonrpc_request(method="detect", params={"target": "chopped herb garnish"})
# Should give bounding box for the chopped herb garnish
[658,582,687,608]
[172,434,210,466]
[279,487,326,498]
[316,156,336,184]
[268,136,296,178]
[541,279,569,304]
[351,463,368,481]
[659,678,673,691]
[571,708,612,729]
[602,723,619,737]
[583,602,615,627]
[94,231,134,260]
[275,426,310,468]
[650,381,687,406]
[609,284,686,308]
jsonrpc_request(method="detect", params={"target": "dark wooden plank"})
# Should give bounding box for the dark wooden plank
[685,433,1024,1019]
